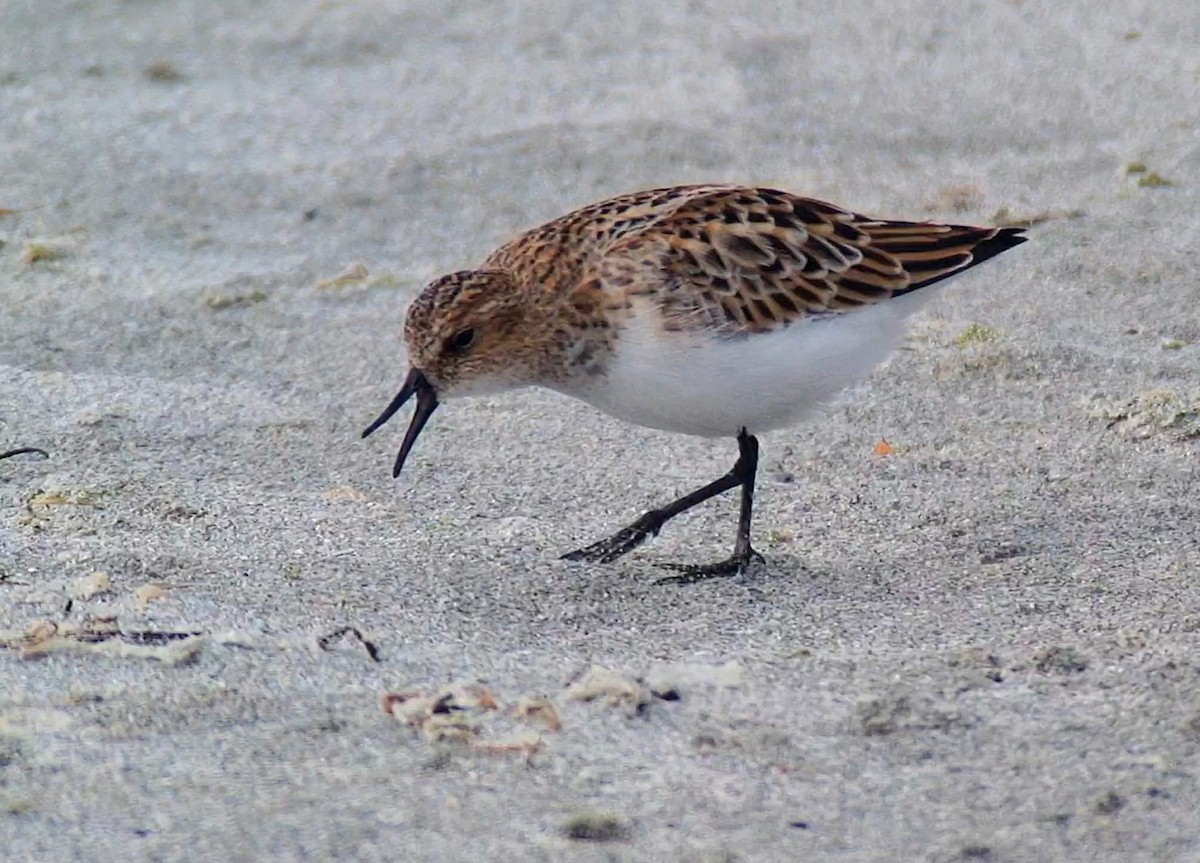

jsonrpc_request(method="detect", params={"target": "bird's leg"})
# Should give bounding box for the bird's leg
[561,434,751,564]
[654,430,764,584]
[562,430,765,582]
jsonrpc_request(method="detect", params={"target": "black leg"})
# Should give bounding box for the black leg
[562,429,765,581]
[560,466,742,564]
[655,430,764,584]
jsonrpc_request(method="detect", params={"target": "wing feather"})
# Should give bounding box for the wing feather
[594,187,1026,334]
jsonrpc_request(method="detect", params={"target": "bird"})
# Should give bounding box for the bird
[362,184,1026,583]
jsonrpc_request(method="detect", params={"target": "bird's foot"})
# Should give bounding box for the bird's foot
[560,519,663,564]
[653,548,765,586]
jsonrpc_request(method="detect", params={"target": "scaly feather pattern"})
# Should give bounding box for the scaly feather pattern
[501,185,1027,335]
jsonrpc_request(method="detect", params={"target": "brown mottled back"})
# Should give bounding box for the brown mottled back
[477,185,1025,336]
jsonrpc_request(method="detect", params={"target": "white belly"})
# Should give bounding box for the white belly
[562,295,936,438]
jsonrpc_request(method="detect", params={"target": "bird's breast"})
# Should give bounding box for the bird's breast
[555,300,928,438]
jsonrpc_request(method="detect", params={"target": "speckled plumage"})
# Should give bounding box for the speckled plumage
[403,184,1024,398]
[366,184,1027,578]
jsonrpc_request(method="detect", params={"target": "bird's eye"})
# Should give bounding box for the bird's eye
[447,328,476,352]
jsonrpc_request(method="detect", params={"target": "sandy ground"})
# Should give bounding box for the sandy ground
[3,1,1200,861]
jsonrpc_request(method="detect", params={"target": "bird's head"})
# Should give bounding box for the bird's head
[362,269,552,477]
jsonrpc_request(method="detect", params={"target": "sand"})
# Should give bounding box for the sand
[2,1,1199,861]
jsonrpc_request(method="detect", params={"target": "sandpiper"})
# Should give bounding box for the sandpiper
[363,185,1026,582]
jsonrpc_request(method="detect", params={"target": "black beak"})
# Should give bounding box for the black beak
[361,367,440,478]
